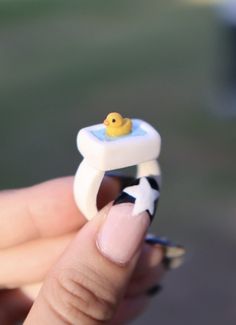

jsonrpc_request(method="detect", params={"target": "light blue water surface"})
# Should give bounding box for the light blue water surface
[91,120,146,142]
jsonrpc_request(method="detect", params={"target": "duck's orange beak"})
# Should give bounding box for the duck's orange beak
[103,119,109,126]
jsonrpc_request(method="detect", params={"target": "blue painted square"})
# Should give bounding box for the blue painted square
[91,120,146,142]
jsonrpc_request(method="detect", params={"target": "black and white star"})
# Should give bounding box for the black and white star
[113,176,160,220]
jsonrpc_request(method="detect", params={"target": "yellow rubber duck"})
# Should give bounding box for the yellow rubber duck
[103,112,132,137]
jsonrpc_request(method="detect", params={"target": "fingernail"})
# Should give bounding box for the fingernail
[105,172,135,191]
[145,234,186,270]
[113,177,160,222]
[97,177,159,265]
[145,234,172,246]
[146,284,162,297]
[162,246,186,270]
[97,204,149,265]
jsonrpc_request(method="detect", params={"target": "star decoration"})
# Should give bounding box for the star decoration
[123,177,160,216]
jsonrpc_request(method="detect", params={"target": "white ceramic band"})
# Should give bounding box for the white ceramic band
[74,159,161,220]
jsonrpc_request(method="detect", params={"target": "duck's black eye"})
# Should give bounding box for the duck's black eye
[112,118,116,123]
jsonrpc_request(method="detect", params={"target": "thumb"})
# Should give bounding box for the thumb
[25,181,157,324]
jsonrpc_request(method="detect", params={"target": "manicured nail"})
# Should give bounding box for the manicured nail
[113,177,160,222]
[145,234,172,246]
[97,204,149,264]
[97,177,159,264]
[162,246,186,270]
[145,234,186,270]
[146,284,162,297]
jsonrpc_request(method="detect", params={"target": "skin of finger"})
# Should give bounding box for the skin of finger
[0,240,162,297]
[0,238,163,297]
[22,282,43,301]
[0,234,75,287]
[25,205,143,325]
[112,296,150,325]
[123,243,164,297]
[125,264,165,298]
[20,245,166,300]
[0,176,120,249]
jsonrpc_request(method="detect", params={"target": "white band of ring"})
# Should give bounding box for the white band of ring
[74,159,161,220]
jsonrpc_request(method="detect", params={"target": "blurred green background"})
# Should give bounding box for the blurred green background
[1,1,236,324]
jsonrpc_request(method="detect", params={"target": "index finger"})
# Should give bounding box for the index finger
[0,176,120,249]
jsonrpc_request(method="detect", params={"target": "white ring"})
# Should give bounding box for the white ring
[74,119,161,220]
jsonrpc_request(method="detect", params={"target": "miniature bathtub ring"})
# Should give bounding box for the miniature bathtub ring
[74,113,161,220]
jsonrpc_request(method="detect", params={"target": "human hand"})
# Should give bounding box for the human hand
[0,176,170,324]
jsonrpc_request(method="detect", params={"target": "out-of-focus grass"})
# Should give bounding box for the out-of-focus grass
[0,1,236,324]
